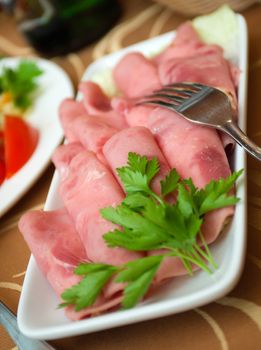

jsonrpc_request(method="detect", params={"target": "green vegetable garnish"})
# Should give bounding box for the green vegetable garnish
[0,60,43,110]
[60,153,242,311]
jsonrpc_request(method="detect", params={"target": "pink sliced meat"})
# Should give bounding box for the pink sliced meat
[155,22,223,64]
[79,81,111,113]
[79,81,127,129]
[155,22,237,108]
[158,52,237,107]
[103,126,171,194]
[71,116,118,164]
[147,108,231,187]
[103,278,126,299]
[113,52,161,98]
[66,295,122,320]
[52,143,84,180]
[201,206,234,244]
[59,99,87,140]
[113,97,236,156]
[18,209,87,296]
[18,208,126,320]
[150,251,197,283]
[228,61,240,88]
[154,22,204,64]
[170,21,202,48]
[70,117,118,157]
[112,97,154,128]
[56,150,143,265]
[60,100,117,162]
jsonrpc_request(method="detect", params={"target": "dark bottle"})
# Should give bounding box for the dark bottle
[15,0,122,57]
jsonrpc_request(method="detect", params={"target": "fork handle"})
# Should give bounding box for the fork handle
[223,121,261,161]
[0,302,55,350]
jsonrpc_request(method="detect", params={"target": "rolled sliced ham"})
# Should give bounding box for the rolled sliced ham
[103,126,171,195]
[18,209,87,296]
[113,52,161,98]
[154,22,222,64]
[112,98,154,129]
[52,143,84,181]
[154,22,237,107]
[148,108,231,187]
[71,116,118,164]
[56,149,143,266]
[158,52,237,108]
[59,99,87,140]
[79,81,127,129]
[70,117,117,161]
[154,22,202,64]
[58,107,119,164]
[19,209,124,319]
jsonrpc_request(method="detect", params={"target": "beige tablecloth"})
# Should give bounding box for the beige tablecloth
[0,1,261,349]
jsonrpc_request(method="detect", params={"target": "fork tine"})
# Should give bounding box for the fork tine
[167,82,202,92]
[146,92,185,104]
[157,87,194,97]
[189,82,204,89]
[137,99,178,110]
[140,93,181,104]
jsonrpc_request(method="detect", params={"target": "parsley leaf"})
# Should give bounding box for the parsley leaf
[121,265,159,309]
[0,60,43,110]
[160,168,180,196]
[75,262,115,275]
[116,255,163,283]
[194,170,243,215]
[117,152,160,195]
[123,193,150,210]
[127,152,160,183]
[177,182,195,218]
[60,265,116,311]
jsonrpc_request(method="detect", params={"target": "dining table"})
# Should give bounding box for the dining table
[0,0,261,349]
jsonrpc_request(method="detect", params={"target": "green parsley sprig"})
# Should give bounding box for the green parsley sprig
[0,60,43,110]
[60,153,242,311]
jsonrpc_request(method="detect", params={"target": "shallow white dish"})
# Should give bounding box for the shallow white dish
[18,15,247,340]
[0,57,73,218]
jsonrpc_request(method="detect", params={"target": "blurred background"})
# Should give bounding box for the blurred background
[0,0,259,88]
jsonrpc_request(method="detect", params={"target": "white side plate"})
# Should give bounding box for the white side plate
[0,58,73,218]
[17,15,247,340]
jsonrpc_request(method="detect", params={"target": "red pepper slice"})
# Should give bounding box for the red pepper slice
[0,131,5,184]
[4,115,38,179]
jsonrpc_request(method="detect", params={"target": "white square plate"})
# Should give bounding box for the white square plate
[17,15,247,340]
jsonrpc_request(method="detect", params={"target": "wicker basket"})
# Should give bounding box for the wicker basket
[154,0,257,16]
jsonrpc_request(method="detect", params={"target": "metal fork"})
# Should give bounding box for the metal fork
[0,301,55,350]
[138,82,261,161]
